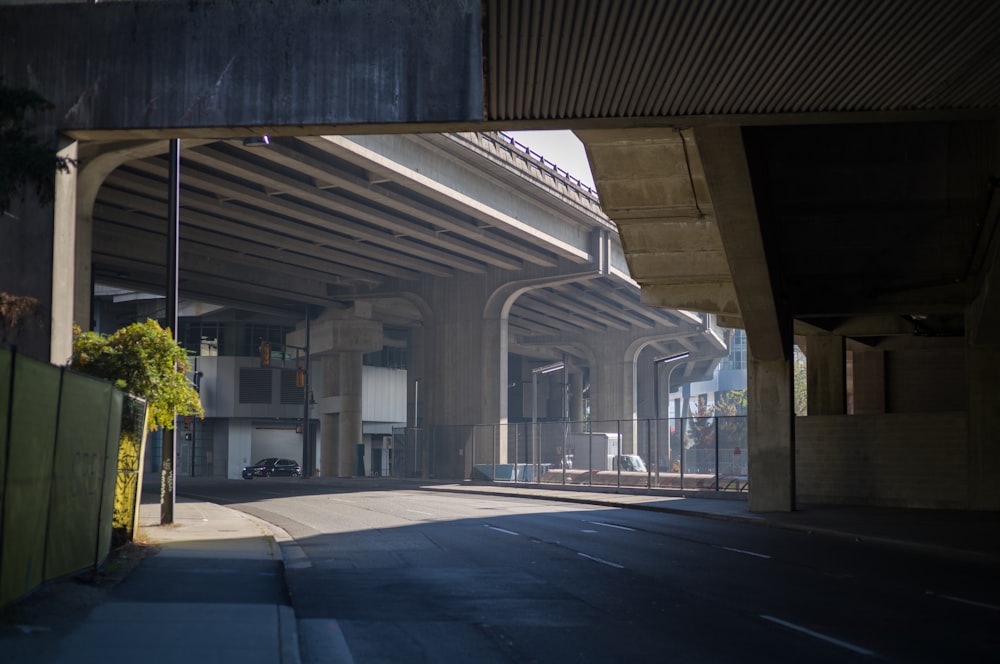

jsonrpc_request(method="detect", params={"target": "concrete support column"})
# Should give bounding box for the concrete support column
[589,339,637,453]
[747,347,795,512]
[967,344,1000,509]
[805,335,846,415]
[288,311,381,478]
[419,275,506,477]
[852,350,886,414]
[51,141,79,365]
[319,351,364,477]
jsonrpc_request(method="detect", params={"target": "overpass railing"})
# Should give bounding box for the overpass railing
[391,416,748,493]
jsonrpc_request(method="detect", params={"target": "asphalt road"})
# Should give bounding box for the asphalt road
[183,479,1000,663]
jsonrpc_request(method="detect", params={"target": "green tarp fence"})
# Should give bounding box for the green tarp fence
[0,346,130,608]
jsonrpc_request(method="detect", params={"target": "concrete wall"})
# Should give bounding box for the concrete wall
[796,413,968,508]
[885,347,965,413]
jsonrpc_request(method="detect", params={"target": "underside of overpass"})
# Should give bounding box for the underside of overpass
[3,0,999,510]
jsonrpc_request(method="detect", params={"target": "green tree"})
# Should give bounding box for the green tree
[72,319,203,431]
[685,389,748,452]
[0,77,76,216]
[793,344,807,415]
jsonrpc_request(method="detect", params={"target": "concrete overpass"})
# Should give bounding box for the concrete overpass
[86,130,729,478]
[3,0,999,511]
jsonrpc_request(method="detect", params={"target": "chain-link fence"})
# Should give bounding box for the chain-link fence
[393,416,748,492]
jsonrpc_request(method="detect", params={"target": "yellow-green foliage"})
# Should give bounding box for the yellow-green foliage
[72,319,203,431]
[111,396,148,547]
[112,429,141,532]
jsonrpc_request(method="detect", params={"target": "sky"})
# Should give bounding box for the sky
[503,130,596,190]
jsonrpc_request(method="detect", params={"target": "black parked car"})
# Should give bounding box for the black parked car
[242,457,302,479]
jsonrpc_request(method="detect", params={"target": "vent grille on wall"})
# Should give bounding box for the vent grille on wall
[280,369,306,405]
[239,368,272,404]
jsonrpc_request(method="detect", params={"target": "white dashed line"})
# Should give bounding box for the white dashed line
[941,595,1000,611]
[761,615,877,657]
[720,546,772,559]
[484,525,520,536]
[577,552,625,569]
[588,521,636,532]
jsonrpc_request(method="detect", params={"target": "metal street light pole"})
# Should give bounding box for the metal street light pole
[654,352,689,484]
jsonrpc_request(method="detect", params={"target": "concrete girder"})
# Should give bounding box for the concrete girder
[257,137,563,269]
[94,205,398,285]
[317,136,593,266]
[182,146,525,273]
[91,227,342,301]
[538,286,656,330]
[101,165,459,278]
[517,291,632,332]
[117,156,493,275]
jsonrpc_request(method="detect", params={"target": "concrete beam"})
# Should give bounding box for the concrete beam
[1,1,483,137]
[578,128,738,317]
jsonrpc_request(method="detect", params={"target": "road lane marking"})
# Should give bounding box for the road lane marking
[407,509,434,516]
[484,525,520,536]
[588,520,636,532]
[577,552,625,569]
[581,529,599,533]
[719,545,772,559]
[761,615,877,657]
[941,594,1000,611]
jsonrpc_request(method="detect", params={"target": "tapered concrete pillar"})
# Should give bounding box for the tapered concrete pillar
[805,335,846,415]
[587,334,653,454]
[747,349,795,512]
[319,351,364,477]
[420,275,506,478]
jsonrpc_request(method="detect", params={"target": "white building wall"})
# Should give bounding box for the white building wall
[362,366,407,422]
[227,419,253,479]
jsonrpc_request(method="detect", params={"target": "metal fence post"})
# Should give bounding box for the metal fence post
[616,419,622,490]
[715,416,720,491]
[646,419,652,489]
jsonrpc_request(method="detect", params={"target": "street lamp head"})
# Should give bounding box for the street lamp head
[654,351,690,365]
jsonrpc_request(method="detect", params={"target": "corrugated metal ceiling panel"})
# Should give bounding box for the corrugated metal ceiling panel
[486,0,1000,121]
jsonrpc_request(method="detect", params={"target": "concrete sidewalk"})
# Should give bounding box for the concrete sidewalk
[2,494,299,664]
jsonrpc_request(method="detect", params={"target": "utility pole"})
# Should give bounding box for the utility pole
[161,138,180,525]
